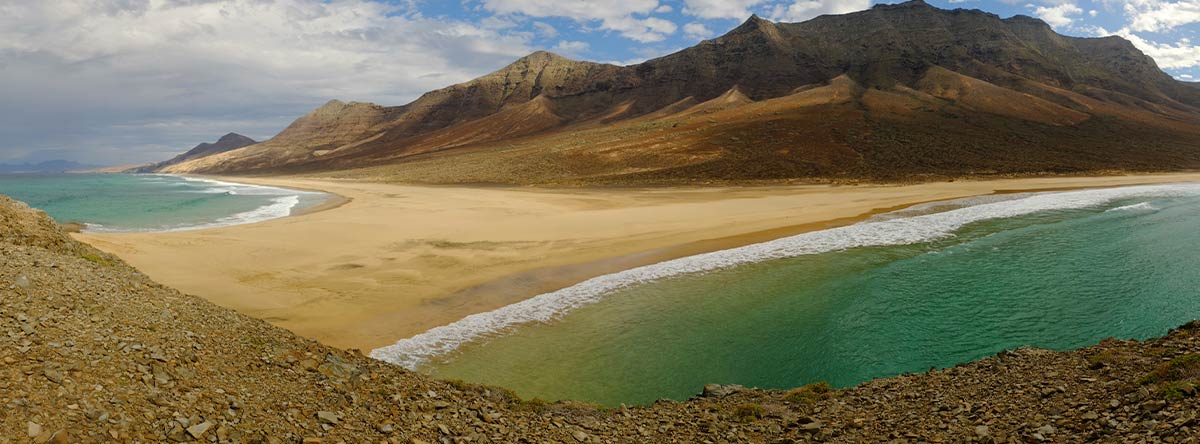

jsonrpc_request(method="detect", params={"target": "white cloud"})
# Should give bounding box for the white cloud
[532,21,559,38]
[1180,73,1196,79]
[655,5,674,13]
[479,0,677,42]
[1031,3,1084,28]
[1121,0,1200,33]
[769,0,871,22]
[0,0,535,164]
[553,40,591,56]
[682,0,768,19]
[1118,30,1200,69]
[683,22,714,39]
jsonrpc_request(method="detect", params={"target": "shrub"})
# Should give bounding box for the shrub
[784,381,834,404]
[1140,354,1200,385]
[79,253,113,267]
[732,403,763,423]
[1156,381,1197,400]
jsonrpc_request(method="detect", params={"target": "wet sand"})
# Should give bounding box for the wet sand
[77,172,1200,352]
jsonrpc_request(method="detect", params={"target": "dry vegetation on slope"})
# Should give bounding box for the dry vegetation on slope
[4,195,1200,443]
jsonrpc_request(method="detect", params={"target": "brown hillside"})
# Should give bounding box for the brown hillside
[156,0,1200,184]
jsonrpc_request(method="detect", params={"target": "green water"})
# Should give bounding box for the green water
[0,173,327,232]
[428,192,1200,406]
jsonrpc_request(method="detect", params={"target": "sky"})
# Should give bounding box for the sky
[0,0,1196,166]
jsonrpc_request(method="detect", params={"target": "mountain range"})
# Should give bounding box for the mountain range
[0,160,100,174]
[128,133,256,173]
[149,0,1200,185]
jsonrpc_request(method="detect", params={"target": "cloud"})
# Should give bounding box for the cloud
[1032,2,1084,28]
[769,0,871,22]
[532,21,559,38]
[0,0,535,164]
[682,0,768,19]
[1121,0,1200,33]
[1118,31,1200,69]
[479,0,677,42]
[683,22,715,39]
[553,40,591,56]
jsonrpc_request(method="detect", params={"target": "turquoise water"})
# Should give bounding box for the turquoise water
[0,174,328,232]
[376,184,1200,406]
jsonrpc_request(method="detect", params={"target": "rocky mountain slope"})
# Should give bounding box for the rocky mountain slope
[4,194,1200,442]
[130,133,256,174]
[154,0,1200,185]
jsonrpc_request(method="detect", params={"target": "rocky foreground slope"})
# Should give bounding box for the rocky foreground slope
[3,194,1200,443]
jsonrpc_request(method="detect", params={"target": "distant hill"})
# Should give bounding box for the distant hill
[130,133,256,173]
[162,0,1200,185]
[0,160,100,174]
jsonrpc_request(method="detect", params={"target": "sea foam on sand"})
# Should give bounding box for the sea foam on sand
[370,183,1200,369]
[85,175,320,233]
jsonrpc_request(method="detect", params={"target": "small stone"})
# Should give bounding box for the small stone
[799,420,823,432]
[572,430,589,442]
[1142,400,1167,413]
[27,422,43,438]
[187,421,213,439]
[302,438,322,444]
[43,368,64,384]
[1037,424,1056,435]
[49,431,68,444]
[1081,412,1099,420]
[14,274,30,289]
[701,384,746,398]
[974,425,990,437]
[316,411,340,424]
[378,423,395,433]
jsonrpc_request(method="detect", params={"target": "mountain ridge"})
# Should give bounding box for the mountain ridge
[155,0,1200,184]
[0,160,100,174]
[129,133,256,173]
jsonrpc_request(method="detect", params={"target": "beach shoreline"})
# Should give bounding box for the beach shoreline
[75,172,1200,353]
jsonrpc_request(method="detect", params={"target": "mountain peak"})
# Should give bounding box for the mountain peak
[732,13,775,31]
[318,99,347,110]
[873,0,933,10]
[128,132,258,173]
[507,51,580,69]
[1003,14,1052,28]
[217,132,253,143]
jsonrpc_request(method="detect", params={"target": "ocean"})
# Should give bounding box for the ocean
[371,183,1200,406]
[0,173,329,232]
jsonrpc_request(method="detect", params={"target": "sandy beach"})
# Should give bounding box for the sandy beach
[76,172,1200,352]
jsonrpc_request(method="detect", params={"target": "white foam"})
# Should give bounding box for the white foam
[172,175,315,197]
[83,195,302,233]
[369,183,1200,369]
[1105,202,1158,213]
[83,174,320,233]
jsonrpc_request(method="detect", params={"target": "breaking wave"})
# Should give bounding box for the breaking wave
[370,183,1200,369]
